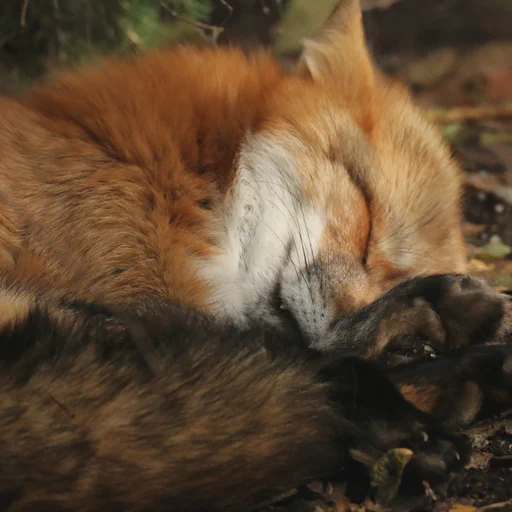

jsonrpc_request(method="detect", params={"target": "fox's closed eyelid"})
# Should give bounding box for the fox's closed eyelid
[361,217,372,266]
[359,188,372,266]
[341,163,373,265]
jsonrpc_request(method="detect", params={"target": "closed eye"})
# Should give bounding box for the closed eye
[361,207,372,267]
[344,165,372,267]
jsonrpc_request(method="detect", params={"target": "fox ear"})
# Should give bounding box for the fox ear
[298,0,375,87]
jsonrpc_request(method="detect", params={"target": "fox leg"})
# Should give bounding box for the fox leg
[318,274,512,426]
[322,274,512,359]
[387,344,512,426]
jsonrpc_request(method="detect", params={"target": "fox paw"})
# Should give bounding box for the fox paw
[324,357,470,493]
[349,274,511,361]
[390,343,512,426]
[349,420,469,493]
[346,392,469,503]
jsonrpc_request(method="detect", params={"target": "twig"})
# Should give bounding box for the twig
[217,0,233,24]
[478,499,512,511]
[20,0,30,28]
[218,0,233,14]
[121,21,146,49]
[427,103,512,124]
[160,1,224,44]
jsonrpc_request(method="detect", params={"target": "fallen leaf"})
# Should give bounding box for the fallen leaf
[449,505,477,512]
[471,433,491,450]
[468,258,495,272]
[473,242,512,259]
[444,122,469,143]
[370,448,413,504]
[327,497,354,512]
[465,450,493,470]
[489,274,512,290]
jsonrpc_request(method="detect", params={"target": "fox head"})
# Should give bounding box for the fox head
[202,0,466,343]
[10,0,465,344]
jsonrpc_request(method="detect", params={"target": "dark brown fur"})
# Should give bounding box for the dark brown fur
[0,278,477,511]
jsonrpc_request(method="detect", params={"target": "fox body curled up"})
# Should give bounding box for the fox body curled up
[0,0,511,510]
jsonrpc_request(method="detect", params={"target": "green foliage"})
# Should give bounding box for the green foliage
[273,0,337,55]
[169,0,214,20]
[0,0,214,93]
[122,0,214,48]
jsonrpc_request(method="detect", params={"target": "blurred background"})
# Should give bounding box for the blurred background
[1,0,512,285]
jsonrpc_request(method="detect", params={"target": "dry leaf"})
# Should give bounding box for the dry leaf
[449,505,477,512]
[473,242,512,259]
[370,448,413,504]
[468,258,494,272]
[465,450,493,470]
[327,497,353,512]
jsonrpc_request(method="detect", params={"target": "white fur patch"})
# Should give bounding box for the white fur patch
[199,132,326,334]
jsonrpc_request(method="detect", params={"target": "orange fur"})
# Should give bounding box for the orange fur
[0,0,466,331]
[0,50,282,309]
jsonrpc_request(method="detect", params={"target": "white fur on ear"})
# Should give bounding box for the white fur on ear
[298,39,331,81]
[297,0,375,87]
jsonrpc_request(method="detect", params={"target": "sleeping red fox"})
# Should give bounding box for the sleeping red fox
[0,0,510,510]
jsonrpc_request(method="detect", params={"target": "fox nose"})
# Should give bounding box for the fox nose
[277,255,383,345]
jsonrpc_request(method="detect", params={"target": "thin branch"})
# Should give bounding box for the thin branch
[217,0,233,24]
[427,102,512,124]
[122,24,146,49]
[160,1,224,43]
[478,499,512,511]
[20,0,30,28]
[218,0,233,14]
